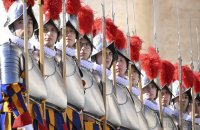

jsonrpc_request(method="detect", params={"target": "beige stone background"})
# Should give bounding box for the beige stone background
[0,0,200,70]
[83,0,200,71]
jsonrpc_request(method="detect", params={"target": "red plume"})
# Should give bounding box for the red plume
[78,5,94,35]
[173,64,194,89]
[194,72,200,93]
[27,0,35,7]
[140,47,161,79]
[3,0,16,12]
[130,35,142,62]
[182,65,194,89]
[105,18,118,42]
[160,60,175,87]
[173,63,179,82]
[92,17,118,43]
[43,0,62,20]
[66,0,81,15]
[114,29,126,50]
[92,18,102,37]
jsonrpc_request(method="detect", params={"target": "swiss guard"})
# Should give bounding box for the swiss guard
[91,17,121,130]
[158,60,177,129]
[129,35,149,130]
[33,0,68,129]
[140,47,162,130]
[172,64,193,129]
[0,0,46,129]
[187,72,200,125]
[55,0,85,129]
[110,28,140,129]
[77,4,106,130]
[159,60,175,115]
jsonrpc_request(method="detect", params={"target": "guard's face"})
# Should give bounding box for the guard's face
[43,23,58,49]
[161,88,171,107]
[13,15,33,40]
[131,67,140,86]
[174,93,189,112]
[66,26,76,48]
[96,48,113,69]
[116,55,127,77]
[80,38,92,60]
[143,83,157,101]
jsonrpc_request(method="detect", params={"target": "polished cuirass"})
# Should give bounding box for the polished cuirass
[131,94,149,130]
[163,115,178,130]
[64,55,85,110]
[93,71,121,127]
[0,41,23,84]
[81,67,105,120]
[28,53,47,100]
[43,55,67,110]
[143,105,162,130]
[116,83,140,130]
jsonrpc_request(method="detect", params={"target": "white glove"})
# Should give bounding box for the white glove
[17,124,33,130]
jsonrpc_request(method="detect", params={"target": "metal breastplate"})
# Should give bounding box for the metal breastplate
[131,95,149,130]
[93,71,121,127]
[143,105,162,130]
[44,56,67,110]
[116,84,140,130]
[64,55,84,110]
[0,42,23,84]
[183,120,192,130]
[28,54,47,100]
[81,67,105,120]
[163,115,178,130]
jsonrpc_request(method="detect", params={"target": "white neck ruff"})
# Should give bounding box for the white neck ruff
[115,76,129,86]
[132,87,140,96]
[80,60,94,70]
[34,44,56,57]
[55,42,75,57]
[10,35,32,49]
[144,99,159,111]
[93,63,111,76]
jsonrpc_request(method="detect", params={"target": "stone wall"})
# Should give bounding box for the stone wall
[84,0,200,70]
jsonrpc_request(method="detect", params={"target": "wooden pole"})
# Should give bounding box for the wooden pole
[111,0,116,96]
[176,8,183,130]
[196,27,200,72]
[130,0,143,103]
[125,0,133,93]
[37,0,46,120]
[152,0,163,129]
[62,0,67,123]
[22,0,30,110]
[101,0,107,129]
[189,15,195,130]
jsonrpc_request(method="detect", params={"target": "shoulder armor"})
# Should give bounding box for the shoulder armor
[28,54,47,100]
[116,84,128,105]
[43,55,68,109]
[63,55,85,110]
[82,67,105,118]
[0,41,23,84]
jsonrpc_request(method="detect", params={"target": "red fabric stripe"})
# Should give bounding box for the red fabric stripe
[12,111,33,128]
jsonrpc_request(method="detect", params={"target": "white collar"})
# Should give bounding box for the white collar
[55,42,75,57]
[34,44,56,57]
[10,35,32,49]
[93,63,111,76]
[80,60,94,70]
[132,87,140,96]
[144,99,159,111]
[115,76,129,86]
[44,46,56,57]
